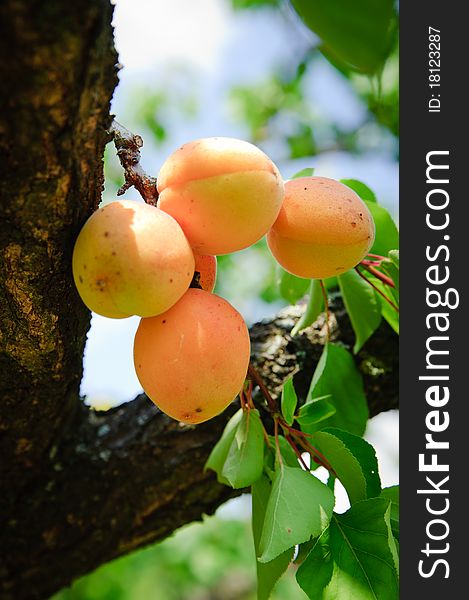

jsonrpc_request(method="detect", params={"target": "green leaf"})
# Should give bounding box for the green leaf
[222,409,265,488]
[338,269,382,353]
[259,465,334,563]
[297,498,399,600]
[296,396,335,428]
[296,528,334,597]
[205,409,243,484]
[291,279,324,336]
[277,265,310,304]
[291,167,315,179]
[290,0,397,74]
[380,296,399,333]
[381,485,399,540]
[268,435,302,469]
[252,475,294,600]
[313,429,381,504]
[365,267,399,334]
[365,201,399,257]
[381,250,400,293]
[340,178,377,203]
[306,343,369,436]
[281,378,298,426]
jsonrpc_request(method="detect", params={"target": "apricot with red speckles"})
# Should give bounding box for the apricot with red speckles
[157,137,285,255]
[133,288,250,424]
[267,177,375,279]
[72,200,195,318]
[194,254,217,292]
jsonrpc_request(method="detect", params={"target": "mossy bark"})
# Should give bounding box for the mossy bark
[0,2,398,598]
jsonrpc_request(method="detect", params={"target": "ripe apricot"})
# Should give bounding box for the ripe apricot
[157,137,285,255]
[267,177,375,279]
[194,254,217,292]
[133,289,250,424]
[72,200,195,318]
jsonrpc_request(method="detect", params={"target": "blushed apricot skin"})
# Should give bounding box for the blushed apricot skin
[134,289,250,424]
[157,137,285,255]
[194,254,217,292]
[267,177,375,279]
[72,200,195,318]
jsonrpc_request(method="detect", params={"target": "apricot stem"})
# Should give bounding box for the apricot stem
[108,120,159,206]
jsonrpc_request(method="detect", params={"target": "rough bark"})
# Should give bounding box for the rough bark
[0,1,398,599]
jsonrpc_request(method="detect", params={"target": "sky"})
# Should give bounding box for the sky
[80,0,398,504]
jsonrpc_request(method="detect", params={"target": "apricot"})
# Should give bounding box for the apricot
[194,254,217,292]
[157,137,285,255]
[133,288,250,424]
[267,177,375,279]
[72,200,195,318]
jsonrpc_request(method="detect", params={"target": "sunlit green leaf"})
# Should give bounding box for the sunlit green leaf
[281,378,298,426]
[340,178,377,203]
[296,396,335,428]
[222,409,265,488]
[314,429,381,504]
[306,343,368,435]
[290,0,396,74]
[338,269,382,353]
[205,409,243,485]
[291,279,323,336]
[277,265,310,303]
[252,475,294,600]
[297,499,399,599]
[365,201,399,257]
[268,435,302,469]
[259,465,334,563]
[381,485,399,540]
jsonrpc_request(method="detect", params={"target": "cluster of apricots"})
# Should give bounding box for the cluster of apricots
[73,137,374,424]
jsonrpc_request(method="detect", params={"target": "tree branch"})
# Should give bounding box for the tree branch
[108,120,159,205]
[1,303,397,599]
[0,2,398,599]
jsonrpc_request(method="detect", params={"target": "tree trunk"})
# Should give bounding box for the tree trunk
[0,2,398,599]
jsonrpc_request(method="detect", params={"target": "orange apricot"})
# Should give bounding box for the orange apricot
[133,288,250,424]
[267,177,375,279]
[193,254,217,292]
[157,137,284,255]
[72,200,195,318]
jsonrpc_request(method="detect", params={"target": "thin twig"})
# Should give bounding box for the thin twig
[285,434,310,471]
[108,120,159,206]
[247,363,278,414]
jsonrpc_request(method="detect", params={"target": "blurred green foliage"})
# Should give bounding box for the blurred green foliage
[231,0,280,8]
[53,516,307,600]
